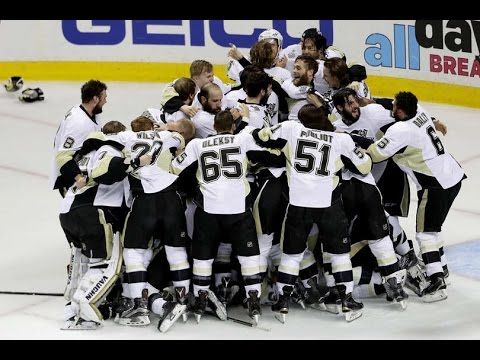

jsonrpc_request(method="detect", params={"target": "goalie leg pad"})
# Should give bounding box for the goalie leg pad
[64,245,87,302]
[72,232,123,322]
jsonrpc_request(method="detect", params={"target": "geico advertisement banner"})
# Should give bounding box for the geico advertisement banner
[0,20,478,87]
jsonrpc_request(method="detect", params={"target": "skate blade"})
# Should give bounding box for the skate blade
[274,312,287,324]
[308,302,327,311]
[344,310,362,322]
[296,299,306,310]
[325,303,340,314]
[421,289,447,303]
[158,304,187,333]
[116,315,150,326]
[194,313,202,324]
[250,314,260,325]
[398,300,408,310]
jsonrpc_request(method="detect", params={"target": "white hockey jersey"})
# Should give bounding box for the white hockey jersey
[59,132,132,214]
[172,132,273,214]
[191,110,216,139]
[116,130,184,194]
[49,105,102,190]
[258,121,372,208]
[367,106,465,190]
[225,88,280,125]
[334,103,393,185]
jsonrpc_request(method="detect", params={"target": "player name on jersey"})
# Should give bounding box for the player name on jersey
[136,131,162,140]
[413,112,429,128]
[202,135,236,148]
[300,130,333,143]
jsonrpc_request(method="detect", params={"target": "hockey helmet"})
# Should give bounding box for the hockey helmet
[258,29,283,50]
[325,46,346,61]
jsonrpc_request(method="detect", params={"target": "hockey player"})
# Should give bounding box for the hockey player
[49,79,107,197]
[227,29,289,84]
[142,77,197,125]
[252,104,372,322]
[160,60,232,120]
[60,121,136,330]
[171,110,284,325]
[365,91,466,302]
[280,28,322,73]
[112,116,194,326]
[331,88,409,309]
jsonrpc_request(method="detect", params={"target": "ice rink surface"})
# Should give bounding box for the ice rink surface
[0,81,479,339]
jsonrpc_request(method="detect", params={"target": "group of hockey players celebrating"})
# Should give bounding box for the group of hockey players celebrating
[49,27,466,332]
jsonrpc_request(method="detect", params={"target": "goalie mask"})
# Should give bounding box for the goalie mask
[19,87,45,102]
[4,76,24,92]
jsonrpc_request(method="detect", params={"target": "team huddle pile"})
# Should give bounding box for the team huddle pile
[48,28,466,332]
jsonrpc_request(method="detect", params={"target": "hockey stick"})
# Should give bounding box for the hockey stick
[0,290,63,297]
[205,310,271,332]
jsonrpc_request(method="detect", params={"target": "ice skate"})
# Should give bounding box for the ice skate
[338,285,363,322]
[193,290,209,323]
[304,277,328,311]
[384,269,409,310]
[271,285,293,324]
[247,290,262,325]
[157,301,187,333]
[175,286,190,322]
[291,280,306,309]
[422,275,447,303]
[322,286,341,314]
[117,289,150,326]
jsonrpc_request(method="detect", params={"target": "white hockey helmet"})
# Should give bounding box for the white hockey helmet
[258,29,283,50]
[325,46,346,61]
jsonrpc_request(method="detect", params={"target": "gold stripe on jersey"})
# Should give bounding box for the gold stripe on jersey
[400,179,410,217]
[87,131,106,141]
[350,240,369,258]
[334,158,345,173]
[170,132,185,151]
[257,127,275,143]
[306,228,319,252]
[98,209,113,259]
[121,147,131,158]
[393,146,432,175]
[160,85,179,106]
[252,180,268,235]
[367,144,389,163]
[56,149,75,170]
[356,156,372,175]
[91,154,115,179]
[155,148,175,172]
[416,189,428,233]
